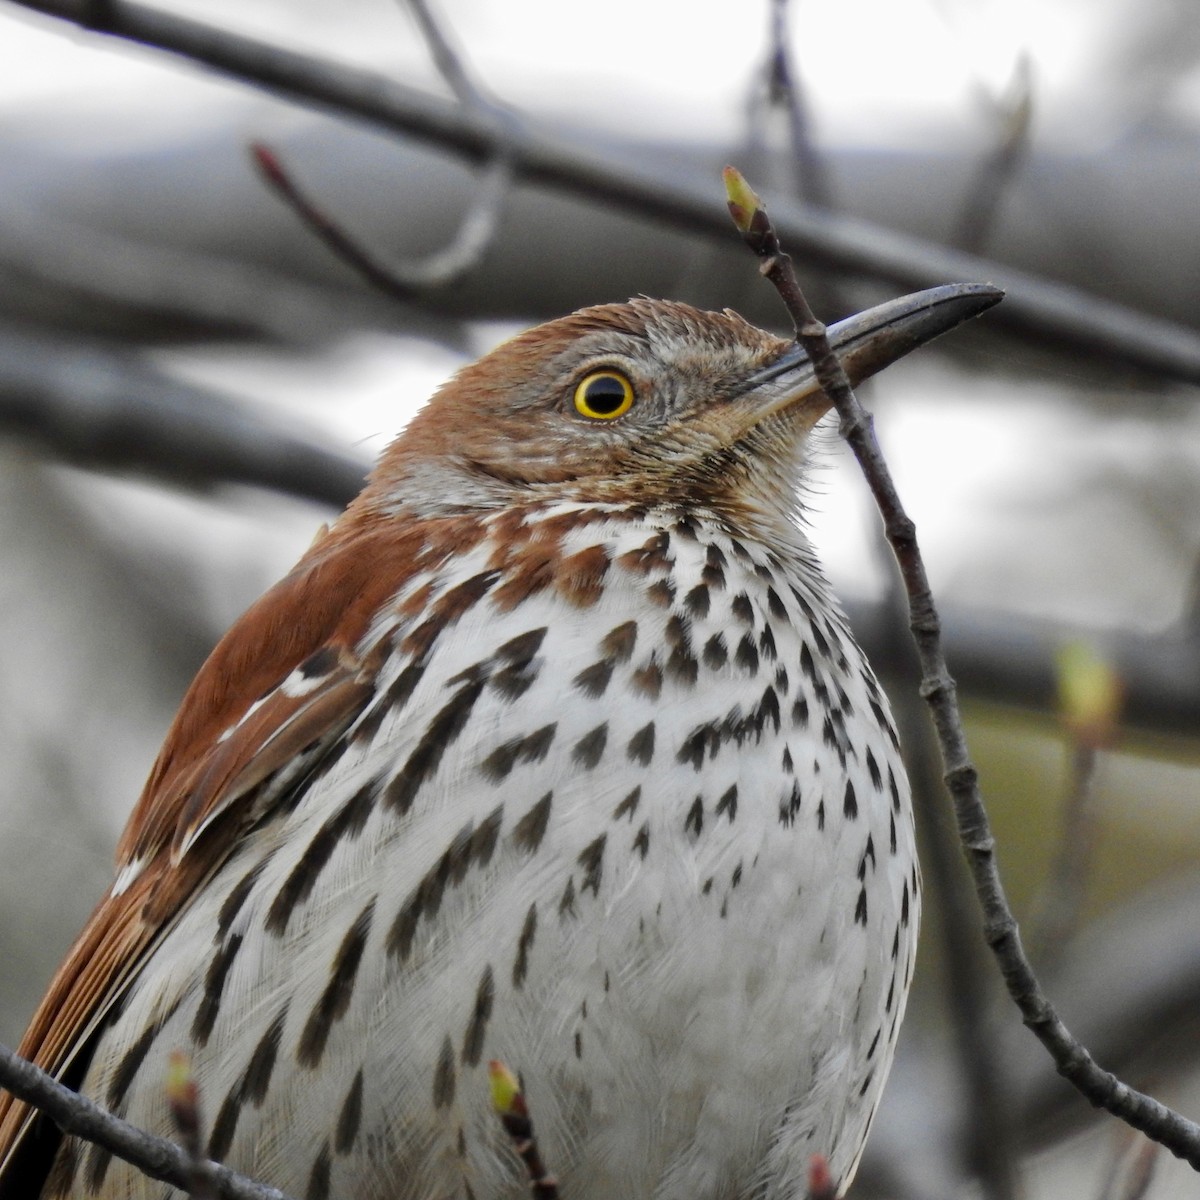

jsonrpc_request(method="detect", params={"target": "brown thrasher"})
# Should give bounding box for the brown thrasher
[0,285,998,1199]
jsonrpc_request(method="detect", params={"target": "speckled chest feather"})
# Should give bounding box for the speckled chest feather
[52,502,918,1200]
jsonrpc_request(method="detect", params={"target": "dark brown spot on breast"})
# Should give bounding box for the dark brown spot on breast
[512,792,553,853]
[631,659,663,700]
[844,780,858,820]
[684,795,704,837]
[601,620,638,661]
[243,1005,288,1106]
[306,1141,331,1200]
[559,875,577,918]
[677,723,719,771]
[779,780,802,827]
[84,1142,113,1193]
[646,578,675,607]
[626,723,655,766]
[192,933,243,1047]
[492,550,554,612]
[684,583,711,618]
[578,834,607,896]
[335,1069,364,1155]
[865,747,882,791]
[703,633,728,670]
[268,781,380,935]
[491,628,546,699]
[432,1036,457,1108]
[574,659,614,697]
[556,544,611,607]
[715,785,738,823]
[207,1089,242,1164]
[617,531,672,574]
[216,860,267,938]
[702,543,727,588]
[461,965,495,1066]
[731,592,754,625]
[298,899,375,1068]
[573,723,608,769]
[512,903,537,988]
[106,995,183,1111]
[382,677,485,815]
[735,634,759,674]
[613,786,641,821]
[759,625,777,661]
[632,822,650,859]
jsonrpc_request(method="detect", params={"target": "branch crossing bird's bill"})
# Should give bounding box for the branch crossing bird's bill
[0,285,1001,1199]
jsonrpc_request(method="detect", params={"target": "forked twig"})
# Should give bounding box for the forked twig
[723,164,1200,1169]
[251,0,512,299]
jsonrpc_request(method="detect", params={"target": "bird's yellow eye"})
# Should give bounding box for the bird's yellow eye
[573,371,635,420]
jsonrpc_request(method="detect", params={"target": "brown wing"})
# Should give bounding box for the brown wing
[0,514,447,1182]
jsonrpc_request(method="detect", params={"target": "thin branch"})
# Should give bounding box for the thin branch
[250,143,510,298]
[806,1153,836,1200]
[955,54,1035,254]
[250,0,513,299]
[0,322,367,505]
[0,1041,295,1200]
[764,0,835,213]
[1098,1129,1160,1200]
[10,0,1200,383]
[401,0,492,112]
[724,165,1200,1169]
[894,683,1021,1198]
[166,1053,216,1200]
[1031,643,1121,958]
[488,1061,560,1200]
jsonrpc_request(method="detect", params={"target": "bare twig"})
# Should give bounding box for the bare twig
[1098,1128,1160,1200]
[763,0,834,212]
[488,1061,560,1200]
[724,165,1200,1168]
[806,1152,836,1200]
[895,691,1021,1199]
[10,0,1200,383]
[0,1041,294,1200]
[250,143,509,298]
[166,1053,216,1200]
[251,0,512,298]
[401,0,492,111]
[1031,642,1122,958]
[955,54,1035,254]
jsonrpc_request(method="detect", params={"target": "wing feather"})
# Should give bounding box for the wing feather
[0,513,477,1183]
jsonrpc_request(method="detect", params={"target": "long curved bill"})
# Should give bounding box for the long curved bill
[740,283,1004,424]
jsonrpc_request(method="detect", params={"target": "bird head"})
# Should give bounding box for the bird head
[363,286,1000,534]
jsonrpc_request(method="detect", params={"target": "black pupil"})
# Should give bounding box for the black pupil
[584,375,628,415]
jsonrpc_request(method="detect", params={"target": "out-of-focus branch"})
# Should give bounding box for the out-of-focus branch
[249,0,513,300]
[955,55,1035,255]
[0,323,367,506]
[9,0,1200,384]
[6,336,1200,745]
[725,165,1200,1168]
[762,0,834,212]
[250,143,510,298]
[0,1041,293,1200]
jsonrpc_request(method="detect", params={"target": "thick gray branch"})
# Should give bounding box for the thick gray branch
[8,0,1200,383]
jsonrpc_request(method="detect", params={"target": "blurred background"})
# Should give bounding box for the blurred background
[0,0,1198,1196]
